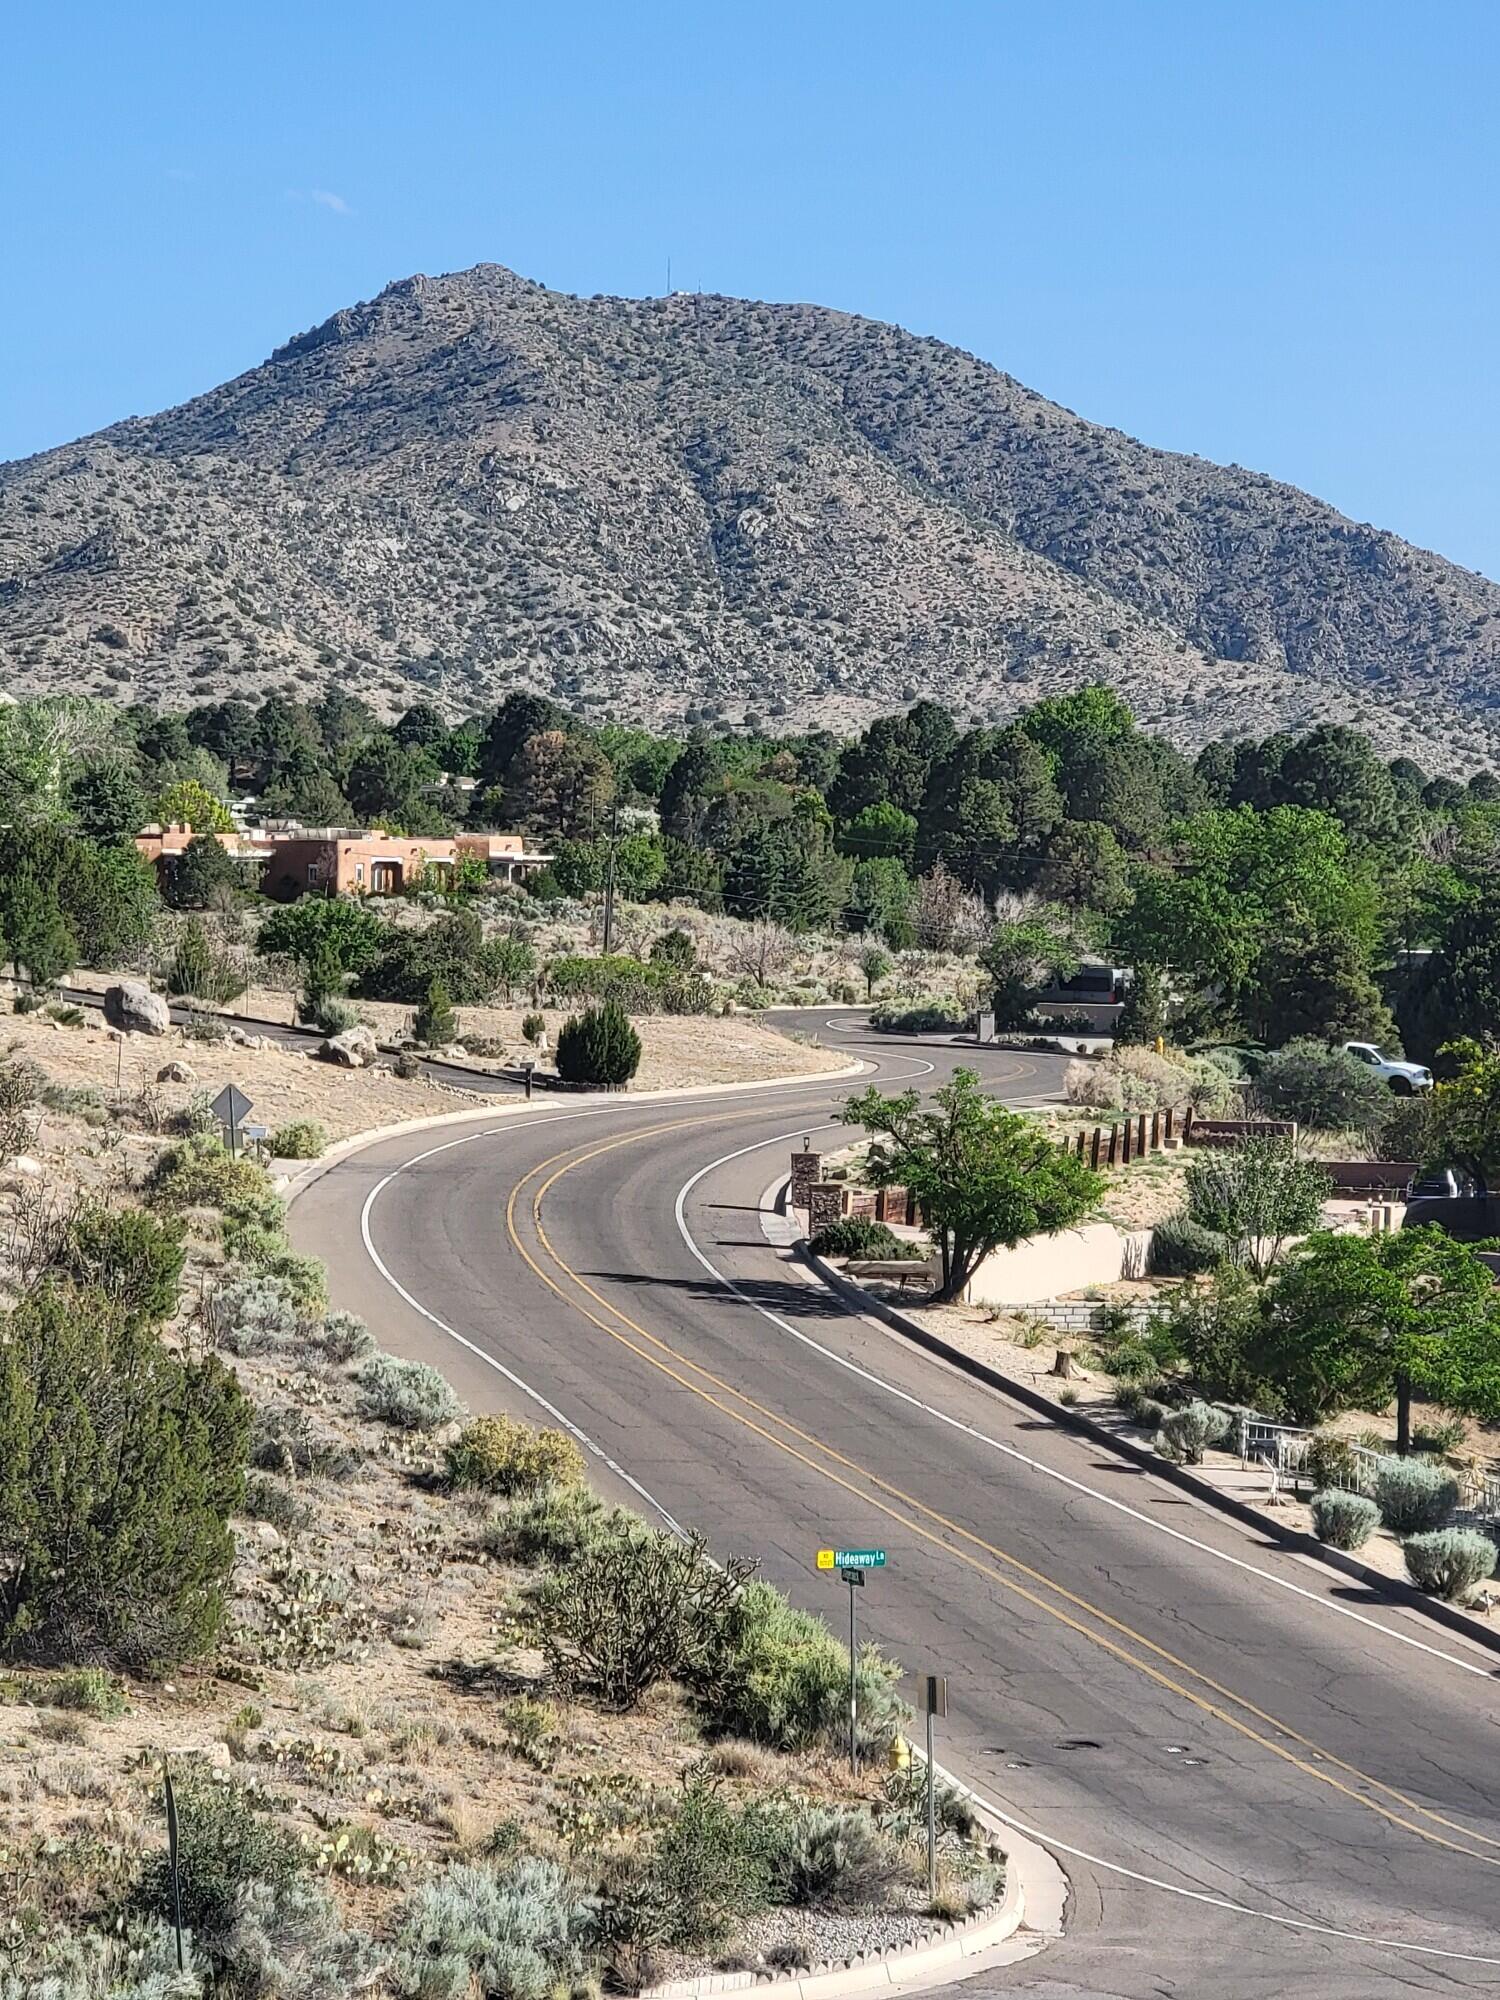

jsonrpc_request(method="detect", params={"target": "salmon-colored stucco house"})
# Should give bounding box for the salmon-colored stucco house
[135,824,549,898]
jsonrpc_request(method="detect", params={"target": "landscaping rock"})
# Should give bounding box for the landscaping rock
[103,980,170,1036]
[322,1025,379,1068]
[157,1059,196,1084]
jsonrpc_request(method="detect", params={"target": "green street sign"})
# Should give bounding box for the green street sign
[818,1547,886,1570]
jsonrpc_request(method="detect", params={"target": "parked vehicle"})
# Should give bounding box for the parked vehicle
[1342,1042,1433,1094]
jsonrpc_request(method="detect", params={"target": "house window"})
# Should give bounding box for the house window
[355,862,365,885]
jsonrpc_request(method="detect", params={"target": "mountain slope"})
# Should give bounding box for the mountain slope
[2,263,1497,767]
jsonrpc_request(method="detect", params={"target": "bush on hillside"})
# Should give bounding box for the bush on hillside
[445,1414,584,1496]
[270,1119,327,1160]
[869,1001,967,1034]
[390,1856,594,2000]
[713,1579,907,1754]
[1147,1210,1227,1277]
[0,1285,248,1666]
[138,1773,305,1940]
[1373,1456,1458,1534]
[483,1484,632,1567]
[1402,1528,1498,1601]
[412,977,458,1047]
[145,1132,285,1230]
[555,1001,641,1089]
[356,1354,463,1432]
[58,1203,187,1325]
[1154,1400,1231,1465]
[1309,1488,1380,1551]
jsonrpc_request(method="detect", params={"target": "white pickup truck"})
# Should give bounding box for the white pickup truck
[1342,1042,1434,1095]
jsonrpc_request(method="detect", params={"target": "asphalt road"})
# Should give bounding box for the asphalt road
[291,1014,1500,1997]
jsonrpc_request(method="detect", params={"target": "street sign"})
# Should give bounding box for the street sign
[924,1674,948,1718]
[840,1568,866,1587]
[818,1547,886,1570]
[211,1084,253,1127]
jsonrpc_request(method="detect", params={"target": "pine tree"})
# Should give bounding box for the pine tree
[555,1000,642,1089]
[3,862,75,988]
[1116,966,1168,1046]
[413,976,458,1047]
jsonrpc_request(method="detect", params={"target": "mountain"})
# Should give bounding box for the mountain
[2,262,1498,768]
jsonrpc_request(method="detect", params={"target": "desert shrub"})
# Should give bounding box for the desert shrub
[166,920,246,1005]
[0,1916,192,1998]
[356,1353,463,1431]
[1250,1040,1390,1135]
[1113,1383,1168,1426]
[1402,1528,1498,1601]
[311,996,360,1036]
[145,1132,284,1230]
[611,1777,784,1950]
[445,1413,584,1496]
[1154,1400,1232,1465]
[316,1310,376,1364]
[251,1406,361,1483]
[139,1773,305,1940]
[1104,1338,1161,1384]
[650,927,698,970]
[521,1010,546,1045]
[181,1004,231,1044]
[807,1216,920,1258]
[1147,1211,1226,1277]
[773,1805,903,1909]
[214,1875,382,2000]
[713,1579,907,1753]
[270,1120,327,1160]
[483,1485,627,1566]
[1309,1489,1380,1551]
[207,1273,301,1356]
[555,1001,642,1088]
[390,1856,593,2000]
[0,1058,43,1112]
[1184,1139,1331,1279]
[59,1204,187,1325]
[0,1286,248,1667]
[1373,1456,1458,1533]
[538,1527,750,1708]
[228,1232,328,1315]
[1142,1268,1273,1410]
[49,1666,130,1718]
[241,1472,311,1536]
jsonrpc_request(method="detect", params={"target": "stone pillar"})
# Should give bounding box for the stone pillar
[790,1150,822,1212]
[808,1183,846,1234]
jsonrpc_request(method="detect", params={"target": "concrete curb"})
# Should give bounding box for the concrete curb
[639,1771,1058,2000]
[799,1232,1500,1664]
[280,1057,867,1207]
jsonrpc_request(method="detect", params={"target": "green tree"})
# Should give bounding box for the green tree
[1251,1040,1392,1136]
[1115,966,1168,1046]
[859,944,893,999]
[1185,1139,1330,1280]
[2,863,75,987]
[0,696,115,825]
[555,1000,642,1088]
[345,735,449,833]
[1398,885,1500,1063]
[1248,924,1394,1046]
[1426,1038,1500,1189]
[166,919,246,1004]
[836,802,917,866]
[54,838,159,966]
[979,906,1086,1029]
[413,977,458,1047]
[508,729,614,841]
[916,726,1062,893]
[1031,820,1131,915]
[841,1069,1102,1302]
[257,898,386,979]
[166,833,244,911]
[297,937,346,1023]
[0,1285,248,1666]
[68,760,147,842]
[1255,1227,1500,1446]
[154,777,233,833]
[845,857,915,946]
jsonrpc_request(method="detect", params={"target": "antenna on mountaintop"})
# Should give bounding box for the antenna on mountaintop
[666,255,672,295]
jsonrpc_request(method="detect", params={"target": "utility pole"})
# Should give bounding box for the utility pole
[601,800,619,956]
[924,1675,948,1900]
[846,1568,862,1775]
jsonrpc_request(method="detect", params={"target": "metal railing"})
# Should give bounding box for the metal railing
[1235,1412,1500,1527]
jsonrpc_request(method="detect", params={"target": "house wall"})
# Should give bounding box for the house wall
[965,1222,1151,1306]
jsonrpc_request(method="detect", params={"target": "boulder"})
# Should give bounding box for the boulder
[322,1024,379,1068]
[103,980,170,1036]
[157,1059,196,1084]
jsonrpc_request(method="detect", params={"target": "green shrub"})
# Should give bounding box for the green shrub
[228,1231,328,1315]
[1303,1431,1374,1495]
[807,1216,920,1259]
[215,1876,381,1998]
[538,1528,749,1708]
[555,1000,642,1088]
[0,1058,43,1112]
[483,1485,626,1566]
[413,977,458,1047]
[241,1472,311,1537]
[270,1120,327,1160]
[1147,1210,1227,1277]
[317,1310,376,1364]
[166,920,246,1005]
[50,1666,130,1718]
[1373,1457,1458,1533]
[390,1856,593,2000]
[145,1132,285,1230]
[356,1353,463,1431]
[618,1777,784,1950]
[1154,1400,1232,1465]
[445,1413,584,1495]
[1184,1139,1331,1279]
[1103,1338,1161,1384]
[138,1773,305,1941]
[1309,1488,1380,1551]
[1250,1040,1391,1135]
[1402,1528,1498,1601]
[713,1579,907,1753]
[869,1001,966,1034]
[521,1010,546,1045]
[0,1286,248,1667]
[311,996,360,1036]
[208,1274,301,1356]
[59,1204,186,1326]
[773,1804,903,1909]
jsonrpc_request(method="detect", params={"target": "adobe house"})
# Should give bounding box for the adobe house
[136,824,549,898]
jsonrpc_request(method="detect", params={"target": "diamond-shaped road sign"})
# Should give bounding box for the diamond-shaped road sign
[210,1083,253,1129]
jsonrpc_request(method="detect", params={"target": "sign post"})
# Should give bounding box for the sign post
[210,1082,254,1157]
[164,1760,184,1972]
[924,1673,948,1899]
[817,1548,886,1776]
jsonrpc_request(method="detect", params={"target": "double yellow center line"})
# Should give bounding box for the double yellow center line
[502,1112,1500,1870]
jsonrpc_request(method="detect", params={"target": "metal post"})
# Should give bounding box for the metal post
[601,802,618,955]
[164,1762,184,1972]
[925,1702,936,1899]
[848,1574,859,1776]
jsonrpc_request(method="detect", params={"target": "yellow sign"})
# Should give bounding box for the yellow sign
[816,1548,836,1569]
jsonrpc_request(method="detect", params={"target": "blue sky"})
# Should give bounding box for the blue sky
[5,2,1497,574]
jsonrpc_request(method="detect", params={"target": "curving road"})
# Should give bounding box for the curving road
[291,1016,1500,1997]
